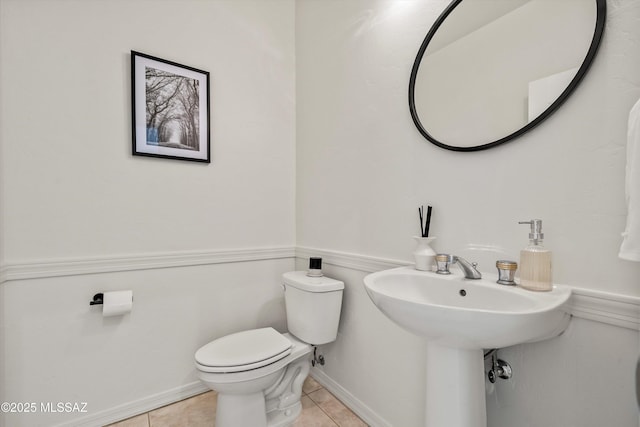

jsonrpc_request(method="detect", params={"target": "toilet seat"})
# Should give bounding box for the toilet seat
[195,327,292,373]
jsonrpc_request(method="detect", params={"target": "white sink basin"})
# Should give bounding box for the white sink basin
[364,267,571,427]
[364,266,571,349]
[365,266,573,427]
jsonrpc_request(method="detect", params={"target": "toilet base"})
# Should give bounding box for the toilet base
[265,355,310,427]
[217,392,266,427]
[201,334,312,427]
[213,355,310,427]
[267,401,302,427]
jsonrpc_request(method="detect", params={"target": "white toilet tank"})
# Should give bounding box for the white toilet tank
[282,271,344,345]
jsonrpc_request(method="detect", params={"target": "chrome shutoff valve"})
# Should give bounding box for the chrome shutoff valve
[312,346,325,367]
[488,351,512,383]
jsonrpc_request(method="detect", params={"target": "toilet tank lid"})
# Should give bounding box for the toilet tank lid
[283,271,344,292]
[195,327,291,368]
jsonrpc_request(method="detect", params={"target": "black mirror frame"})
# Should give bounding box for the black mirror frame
[408,0,607,152]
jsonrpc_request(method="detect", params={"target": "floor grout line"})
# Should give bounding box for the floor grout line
[317,405,340,427]
[304,385,340,426]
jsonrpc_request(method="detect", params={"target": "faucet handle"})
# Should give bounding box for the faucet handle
[496,260,517,285]
[435,254,456,275]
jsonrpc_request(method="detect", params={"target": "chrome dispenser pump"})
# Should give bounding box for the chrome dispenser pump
[518,219,544,244]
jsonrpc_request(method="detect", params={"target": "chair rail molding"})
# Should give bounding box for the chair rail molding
[1,245,637,331]
[0,246,296,283]
[295,246,640,331]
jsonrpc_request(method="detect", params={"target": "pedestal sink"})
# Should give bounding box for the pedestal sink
[364,266,571,427]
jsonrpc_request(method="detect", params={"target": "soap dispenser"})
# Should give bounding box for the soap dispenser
[518,219,552,291]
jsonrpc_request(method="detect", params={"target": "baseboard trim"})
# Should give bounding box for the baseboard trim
[310,367,393,427]
[57,371,382,427]
[52,381,209,427]
[0,246,296,283]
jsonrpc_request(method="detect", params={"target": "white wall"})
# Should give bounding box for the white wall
[296,0,640,296]
[1,0,295,260]
[297,0,640,426]
[0,0,296,425]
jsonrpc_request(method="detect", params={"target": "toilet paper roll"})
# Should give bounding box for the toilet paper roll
[102,290,133,317]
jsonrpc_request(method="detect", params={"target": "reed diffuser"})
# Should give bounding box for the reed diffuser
[419,205,432,238]
[414,205,436,271]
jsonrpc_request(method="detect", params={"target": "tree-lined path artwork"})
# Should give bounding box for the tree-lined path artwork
[145,67,200,151]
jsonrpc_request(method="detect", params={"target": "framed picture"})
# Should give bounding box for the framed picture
[131,51,210,163]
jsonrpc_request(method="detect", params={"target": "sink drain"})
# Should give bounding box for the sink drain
[459,289,467,296]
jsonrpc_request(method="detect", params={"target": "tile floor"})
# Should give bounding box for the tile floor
[106,376,368,427]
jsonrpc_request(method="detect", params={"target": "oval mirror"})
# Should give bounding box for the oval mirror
[409,0,606,151]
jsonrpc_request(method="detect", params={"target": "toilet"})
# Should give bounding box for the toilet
[195,270,344,427]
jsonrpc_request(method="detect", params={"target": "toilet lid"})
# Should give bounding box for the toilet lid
[195,327,292,373]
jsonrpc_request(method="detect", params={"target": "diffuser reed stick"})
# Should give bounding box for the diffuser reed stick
[418,205,433,237]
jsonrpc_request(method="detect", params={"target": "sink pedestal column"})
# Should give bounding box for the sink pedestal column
[425,344,486,427]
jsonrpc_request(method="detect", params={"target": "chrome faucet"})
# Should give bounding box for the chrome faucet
[435,254,482,279]
[455,256,482,279]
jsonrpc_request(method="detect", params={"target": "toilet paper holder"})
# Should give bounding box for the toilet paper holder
[89,291,133,316]
[89,293,104,306]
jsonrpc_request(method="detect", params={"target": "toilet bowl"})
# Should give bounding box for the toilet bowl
[196,328,311,427]
[194,270,344,427]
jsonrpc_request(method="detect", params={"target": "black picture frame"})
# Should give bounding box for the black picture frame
[131,51,210,163]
